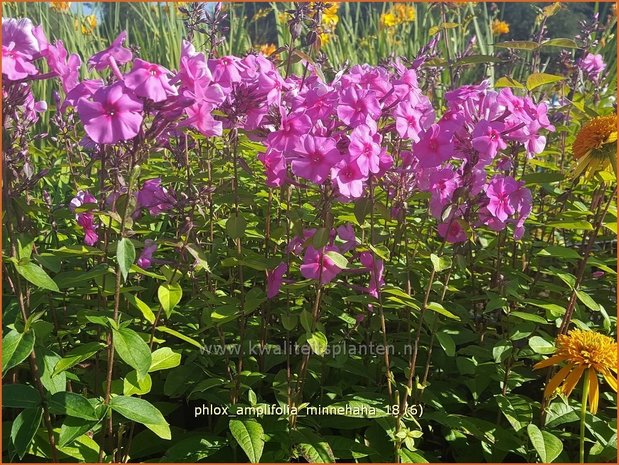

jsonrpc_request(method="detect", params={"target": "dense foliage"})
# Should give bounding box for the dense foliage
[2,2,617,463]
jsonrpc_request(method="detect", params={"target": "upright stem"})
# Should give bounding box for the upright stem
[579,371,590,464]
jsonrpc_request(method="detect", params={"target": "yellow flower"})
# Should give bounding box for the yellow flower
[492,19,510,35]
[534,329,617,414]
[50,1,71,13]
[393,4,415,23]
[259,43,277,56]
[77,14,97,35]
[572,114,618,179]
[319,32,332,46]
[380,12,398,28]
[322,3,340,29]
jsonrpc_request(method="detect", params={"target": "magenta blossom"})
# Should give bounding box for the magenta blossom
[414,124,453,168]
[472,120,507,164]
[124,59,177,102]
[300,246,343,284]
[337,87,381,127]
[336,224,358,252]
[77,83,143,144]
[291,135,341,184]
[2,43,38,80]
[137,239,158,269]
[88,31,132,72]
[258,149,287,187]
[348,124,382,175]
[428,168,461,218]
[266,262,287,299]
[331,159,366,198]
[359,251,384,298]
[579,53,605,80]
[70,191,98,246]
[136,178,176,215]
[2,18,42,56]
[485,176,519,222]
[438,220,467,243]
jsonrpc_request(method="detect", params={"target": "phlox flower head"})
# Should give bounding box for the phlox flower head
[266,262,288,299]
[290,135,341,184]
[136,178,176,215]
[88,31,132,71]
[124,59,177,102]
[300,246,343,284]
[137,239,158,269]
[579,53,605,80]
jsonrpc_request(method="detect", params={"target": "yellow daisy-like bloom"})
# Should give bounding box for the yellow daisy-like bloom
[492,19,510,35]
[79,14,97,35]
[259,43,277,57]
[380,12,398,28]
[50,1,71,13]
[393,4,415,23]
[534,329,617,414]
[572,114,618,179]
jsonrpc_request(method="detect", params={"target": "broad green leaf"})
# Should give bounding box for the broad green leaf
[162,435,224,461]
[10,407,43,459]
[158,283,183,318]
[494,76,526,89]
[527,423,563,462]
[354,198,372,225]
[529,336,556,355]
[186,243,210,271]
[53,342,106,375]
[229,419,264,463]
[49,392,98,420]
[112,327,151,379]
[312,228,331,249]
[123,370,152,396]
[399,449,429,463]
[325,250,348,269]
[430,254,452,272]
[2,384,40,409]
[116,238,136,282]
[110,396,171,440]
[2,329,35,376]
[307,331,328,356]
[149,347,182,372]
[226,214,247,239]
[37,350,66,395]
[427,302,460,320]
[14,262,59,292]
[547,220,593,230]
[59,416,98,448]
[436,332,456,356]
[576,290,601,311]
[496,395,532,433]
[126,294,156,324]
[526,73,565,91]
[538,246,581,259]
[157,326,203,349]
[542,38,579,49]
[509,311,547,324]
[522,172,565,184]
[293,430,335,463]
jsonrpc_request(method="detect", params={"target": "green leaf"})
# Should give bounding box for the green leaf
[37,350,66,394]
[116,238,136,282]
[226,214,247,240]
[399,449,429,463]
[229,419,264,463]
[496,395,532,433]
[158,283,183,318]
[126,294,156,324]
[10,407,42,459]
[53,342,106,375]
[494,76,526,89]
[149,347,182,372]
[48,392,98,420]
[157,326,203,349]
[162,435,224,461]
[354,198,372,225]
[112,327,152,379]
[527,423,563,462]
[426,302,460,320]
[2,384,40,409]
[526,73,565,91]
[293,430,335,463]
[123,370,152,396]
[547,220,593,230]
[576,290,601,311]
[430,254,452,272]
[2,329,35,376]
[110,396,171,440]
[542,38,579,49]
[523,172,565,185]
[59,416,98,448]
[529,336,556,355]
[435,332,456,356]
[186,243,210,271]
[325,250,348,269]
[312,228,331,249]
[538,246,581,259]
[14,262,59,292]
[307,331,328,356]
[494,40,539,51]
[509,311,547,324]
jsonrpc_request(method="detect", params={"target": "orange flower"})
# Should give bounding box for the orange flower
[492,19,510,35]
[534,329,617,414]
[259,44,277,57]
[572,114,617,179]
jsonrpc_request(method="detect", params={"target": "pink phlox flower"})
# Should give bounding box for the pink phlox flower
[257,149,287,187]
[348,124,382,175]
[290,135,341,184]
[136,178,176,215]
[337,87,381,127]
[485,175,519,222]
[266,262,287,298]
[414,123,453,168]
[137,239,158,269]
[428,168,461,218]
[471,120,507,164]
[88,31,133,71]
[300,246,343,284]
[331,158,366,199]
[124,58,178,102]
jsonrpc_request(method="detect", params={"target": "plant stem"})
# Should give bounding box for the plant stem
[579,370,590,464]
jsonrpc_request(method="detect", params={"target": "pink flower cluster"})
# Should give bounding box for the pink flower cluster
[267,225,384,299]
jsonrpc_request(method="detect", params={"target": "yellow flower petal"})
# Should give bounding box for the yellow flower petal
[562,365,586,398]
[533,354,567,370]
[588,369,599,414]
[602,368,617,392]
[544,364,572,399]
